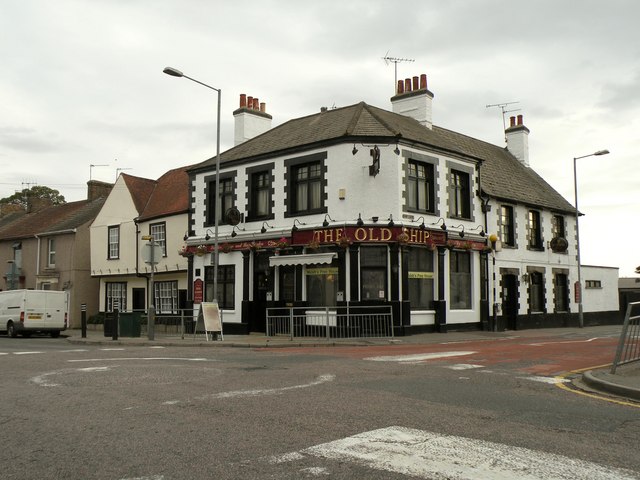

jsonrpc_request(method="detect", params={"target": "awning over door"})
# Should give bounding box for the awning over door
[269,252,337,267]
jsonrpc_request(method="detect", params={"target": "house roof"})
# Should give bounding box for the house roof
[0,197,107,241]
[189,101,575,213]
[137,166,192,221]
[121,174,157,216]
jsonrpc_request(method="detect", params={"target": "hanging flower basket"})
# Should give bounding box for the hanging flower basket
[275,237,289,248]
[396,232,410,245]
[221,243,233,253]
[178,245,193,257]
[307,239,320,250]
[195,245,208,256]
[337,236,353,248]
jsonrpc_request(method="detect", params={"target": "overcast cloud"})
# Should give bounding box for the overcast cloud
[1,0,638,275]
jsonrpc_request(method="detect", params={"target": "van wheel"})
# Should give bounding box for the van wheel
[7,322,17,338]
[51,331,60,338]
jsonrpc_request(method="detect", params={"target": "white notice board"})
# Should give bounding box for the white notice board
[200,302,223,341]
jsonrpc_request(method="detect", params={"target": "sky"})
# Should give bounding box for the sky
[1,0,638,276]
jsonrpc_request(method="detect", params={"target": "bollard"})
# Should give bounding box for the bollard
[112,308,119,341]
[81,303,87,338]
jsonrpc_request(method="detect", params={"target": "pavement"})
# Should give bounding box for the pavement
[65,325,640,403]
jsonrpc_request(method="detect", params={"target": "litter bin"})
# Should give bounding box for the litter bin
[119,312,141,337]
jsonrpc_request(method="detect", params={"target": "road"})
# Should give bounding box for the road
[1,329,639,479]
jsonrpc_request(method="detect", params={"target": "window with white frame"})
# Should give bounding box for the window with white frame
[154,281,178,314]
[108,225,120,259]
[500,205,515,247]
[47,238,56,267]
[150,222,167,257]
[106,282,127,312]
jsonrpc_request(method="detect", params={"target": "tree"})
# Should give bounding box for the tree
[0,186,66,209]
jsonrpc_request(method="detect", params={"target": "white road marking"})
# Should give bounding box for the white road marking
[13,351,43,355]
[170,374,336,404]
[68,357,211,363]
[31,366,112,387]
[365,351,475,362]
[0,352,8,355]
[100,348,126,351]
[149,346,165,349]
[60,349,89,353]
[529,337,601,346]
[519,375,570,385]
[445,363,484,370]
[119,476,165,480]
[300,466,330,476]
[286,426,638,479]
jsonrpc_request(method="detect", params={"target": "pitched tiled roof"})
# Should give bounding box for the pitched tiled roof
[137,166,192,221]
[0,198,107,241]
[189,101,574,213]
[121,174,157,216]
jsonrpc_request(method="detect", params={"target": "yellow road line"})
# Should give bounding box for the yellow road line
[554,364,640,408]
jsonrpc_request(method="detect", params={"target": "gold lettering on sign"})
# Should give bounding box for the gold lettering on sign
[380,228,392,241]
[354,228,367,242]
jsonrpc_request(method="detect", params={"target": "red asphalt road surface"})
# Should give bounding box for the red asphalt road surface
[264,335,618,376]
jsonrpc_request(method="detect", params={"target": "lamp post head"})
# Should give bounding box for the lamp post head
[594,149,610,156]
[163,67,184,77]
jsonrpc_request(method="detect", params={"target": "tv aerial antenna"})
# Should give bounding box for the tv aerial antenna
[382,51,415,93]
[486,101,520,141]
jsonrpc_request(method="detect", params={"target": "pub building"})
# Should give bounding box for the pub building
[182,72,619,335]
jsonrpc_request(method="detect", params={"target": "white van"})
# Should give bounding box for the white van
[0,290,68,338]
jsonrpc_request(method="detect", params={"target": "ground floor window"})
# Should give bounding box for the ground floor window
[205,265,235,309]
[306,261,339,306]
[529,271,545,313]
[279,265,297,302]
[154,281,178,314]
[450,251,471,309]
[360,246,387,301]
[106,282,127,312]
[554,273,568,312]
[406,248,434,309]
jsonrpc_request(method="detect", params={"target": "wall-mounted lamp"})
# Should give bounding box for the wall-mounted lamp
[430,217,447,230]
[369,145,380,177]
[352,144,358,155]
[204,229,215,241]
[260,221,273,234]
[356,213,364,227]
[469,225,486,237]
[322,214,335,227]
[451,225,465,238]
[387,215,395,227]
[522,272,530,283]
[415,216,426,230]
[183,231,189,241]
[231,225,245,238]
[291,219,306,232]
[394,145,400,155]
[371,216,379,223]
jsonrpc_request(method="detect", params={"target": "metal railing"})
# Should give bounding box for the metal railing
[266,305,394,340]
[611,301,640,373]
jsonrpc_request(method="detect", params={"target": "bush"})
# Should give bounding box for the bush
[88,313,105,324]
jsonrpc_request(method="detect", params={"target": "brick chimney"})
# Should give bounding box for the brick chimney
[391,73,434,129]
[233,94,273,145]
[505,115,530,167]
[87,180,114,201]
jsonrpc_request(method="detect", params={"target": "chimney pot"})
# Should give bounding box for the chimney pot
[253,98,259,110]
[420,74,427,90]
[247,96,253,108]
[517,114,523,125]
[260,102,266,113]
[510,116,516,127]
[412,76,419,91]
[404,78,412,92]
[397,80,404,95]
[239,94,247,108]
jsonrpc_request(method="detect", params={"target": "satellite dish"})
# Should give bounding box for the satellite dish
[225,207,242,226]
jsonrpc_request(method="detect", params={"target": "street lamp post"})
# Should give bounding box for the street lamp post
[573,149,609,328]
[163,66,221,308]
